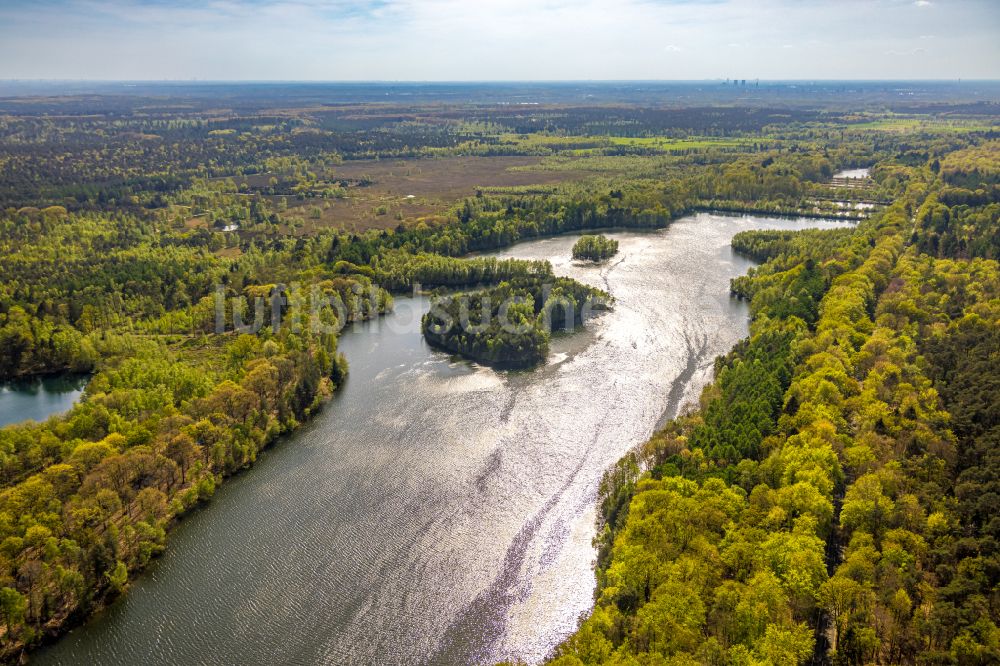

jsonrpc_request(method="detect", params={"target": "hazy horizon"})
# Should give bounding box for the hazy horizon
[1,0,997,81]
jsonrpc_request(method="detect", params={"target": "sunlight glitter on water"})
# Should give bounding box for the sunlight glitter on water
[35,213,852,666]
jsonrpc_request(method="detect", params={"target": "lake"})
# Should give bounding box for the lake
[0,374,88,428]
[33,213,850,665]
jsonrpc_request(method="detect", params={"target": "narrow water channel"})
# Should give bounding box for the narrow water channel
[33,213,849,665]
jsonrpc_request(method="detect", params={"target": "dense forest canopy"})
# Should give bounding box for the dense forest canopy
[0,87,996,663]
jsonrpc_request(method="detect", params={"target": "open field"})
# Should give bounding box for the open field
[249,156,595,233]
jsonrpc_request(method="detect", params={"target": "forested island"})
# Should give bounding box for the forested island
[572,235,619,262]
[0,82,996,663]
[421,276,612,368]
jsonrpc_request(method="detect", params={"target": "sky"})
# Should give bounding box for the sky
[0,0,997,81]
